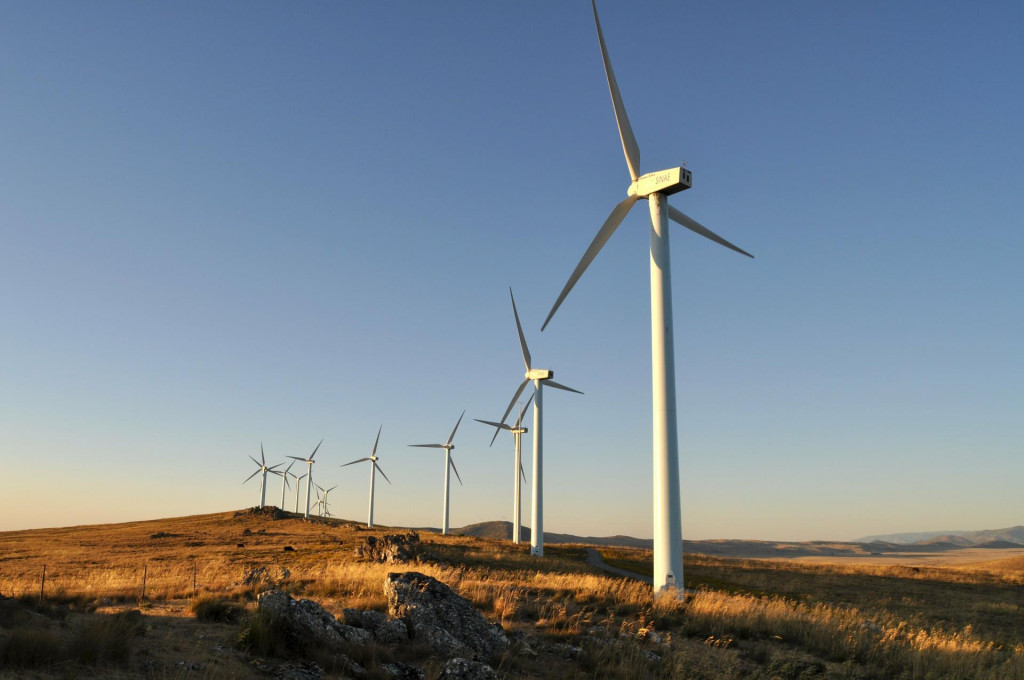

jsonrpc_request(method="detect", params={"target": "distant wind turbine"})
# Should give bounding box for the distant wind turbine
[409,411,466,536]
[287,440,323,519]
[498,289,581,557]
[540,1,754,595]
[277,461,297,510]
[341,425,392,528]
[243,444,281,509]
[294,472,308,514]
[316,484,337,518]
[476,393,533,545]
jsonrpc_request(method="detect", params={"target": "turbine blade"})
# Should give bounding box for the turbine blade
[520,463,526,483]
[243,469,260,484]
[474,418,511,431]
[409,444,445,449]
[260,443,266,466]
[509,288,532,371]
[667,204,754,259]
[371,425,382,457]
[309,439,323,460]
[285,460,295,474]
[546,380,583,395]
[327,486,337,493]
[592,0,641,181]
[267,463,282,471]
[342,457,372,467]
[286,455,309,462]
[446,410,466,446]
[499,379,531,428]
[450,458,463,486]
[541,196,638,331]
[375,463,392,484]
[248,455,261,467]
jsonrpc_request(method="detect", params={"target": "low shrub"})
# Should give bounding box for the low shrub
[191,596,246,623]
[0,627,62,668]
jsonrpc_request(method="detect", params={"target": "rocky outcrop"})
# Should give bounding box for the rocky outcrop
[438,658,498,680]
[355,533,420,563]
[343,607,409,643]
[257,590,371,659]
[384,572,508,660]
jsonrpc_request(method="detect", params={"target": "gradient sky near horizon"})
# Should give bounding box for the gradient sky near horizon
[2,1,1021,542]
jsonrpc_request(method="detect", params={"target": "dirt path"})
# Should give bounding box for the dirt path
[584,548,653,584]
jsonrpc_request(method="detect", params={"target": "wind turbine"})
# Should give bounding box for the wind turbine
[316,484,337,518]
[294,472,308,514]
[541,1,754,596]
[497,289,581,557]
[475,393,533,545]
[287,440,323,519]
[341,425,392,528]
[243,444,281,509]
[277,461,297,510]
[409,411,465,536]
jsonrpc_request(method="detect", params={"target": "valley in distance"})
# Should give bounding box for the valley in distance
[2,509,1023,679]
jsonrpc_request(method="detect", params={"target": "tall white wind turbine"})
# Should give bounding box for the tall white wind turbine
[498,289,581,557]
[243,444,281,509]
[409,411,466,536]
[294,472,308,514]
[341,425,392,528]
[475,393,533,545]
[541,1,754,596]
[287,440,323,519]
[277,461,297,510]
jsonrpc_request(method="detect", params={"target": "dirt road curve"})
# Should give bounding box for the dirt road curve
[584,548,653,584]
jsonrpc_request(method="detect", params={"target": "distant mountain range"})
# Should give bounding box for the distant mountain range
[856,526,1024,547]
[439,521,1024,558]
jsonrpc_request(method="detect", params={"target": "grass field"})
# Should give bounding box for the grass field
[2,509,1023,679]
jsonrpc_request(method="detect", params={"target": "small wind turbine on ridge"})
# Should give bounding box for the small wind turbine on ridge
[341,425,392,528]
[409,411,466,536]
[497,289,581,557]
[278,461,297,511]
[476,393,533,545]
[287,440,323,519]
[243,444,281,509]
[541,0,754,596]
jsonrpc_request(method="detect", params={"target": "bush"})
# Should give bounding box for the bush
[69,610,144,665]
[0,628,62,667]
[191,596,246,623]
[238,608,288,657]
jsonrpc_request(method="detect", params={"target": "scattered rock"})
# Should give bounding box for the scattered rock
[256,590,371,653]
[384,572,508,660]
[541,642,582,660]
[283,546,295,552]
[438,658,497,680]
[356,533,421,563]
[272,661,323,680]
[242,528,253,536]
[361,609,388,631]
[241,565,291,588]
[374,617,409,644]
[380,661,425,680]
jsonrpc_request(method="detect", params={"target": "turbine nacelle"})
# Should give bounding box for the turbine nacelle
[627,167,692,199]
[525,368,553,381]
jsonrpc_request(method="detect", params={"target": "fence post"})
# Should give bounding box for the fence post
[141,563,148,603]
[39,565,46,605]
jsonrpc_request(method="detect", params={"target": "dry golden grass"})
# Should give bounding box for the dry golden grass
[2,509,1024,679]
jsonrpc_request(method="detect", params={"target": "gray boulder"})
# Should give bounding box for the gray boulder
[384,572,508,660]
[356,533,420,563]
[374,617,409,644]
[380,662,426,680]
[438,658,498,680]
[257,590,371,653]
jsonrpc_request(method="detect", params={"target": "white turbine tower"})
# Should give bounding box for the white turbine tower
[475,393,533,545]
[498,289,581,557]
[277,461,297,510]
[341,425,392,528]
[243,444,281,509]
[294,472,308,514]
[287,440,323,519]
[541,1,754,596]
[409,411,466,536]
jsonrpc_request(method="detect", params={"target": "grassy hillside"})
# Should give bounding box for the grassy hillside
[2,509,1024,679]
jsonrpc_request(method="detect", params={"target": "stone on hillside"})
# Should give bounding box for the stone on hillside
[380,661,426,680]
[384,572,508,660]
[438,658,497,680]
[356,533,420,563]
[374,617,409,644]
[256,590,371,652]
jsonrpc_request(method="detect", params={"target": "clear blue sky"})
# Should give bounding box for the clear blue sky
[2,1,1021,541]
